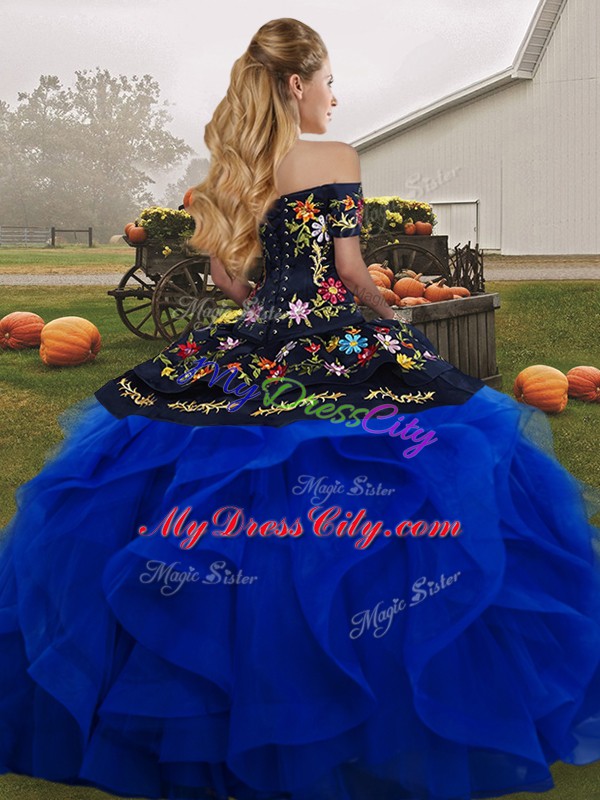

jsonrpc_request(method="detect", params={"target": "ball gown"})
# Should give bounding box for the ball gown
[1,181,600,800]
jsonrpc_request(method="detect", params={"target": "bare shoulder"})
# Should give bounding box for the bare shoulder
[276,140,361,195]
[310,141,361,183]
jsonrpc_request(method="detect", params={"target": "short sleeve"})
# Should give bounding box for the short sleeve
[327,182,364,238]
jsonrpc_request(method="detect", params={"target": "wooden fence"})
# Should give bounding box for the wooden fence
[0,226,51,246]
[0,226,93,247]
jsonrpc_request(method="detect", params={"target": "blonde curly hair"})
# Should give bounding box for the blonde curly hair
[186,18,328,282]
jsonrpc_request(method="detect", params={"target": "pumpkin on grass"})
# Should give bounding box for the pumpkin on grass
[513,364,568,414]
[40,316,101,367]
[0,311,45,349]
[566,366,600,403]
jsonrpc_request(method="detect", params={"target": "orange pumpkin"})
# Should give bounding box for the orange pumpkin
[0,311,45,349]
[367,261,394,281]
[393,277,425,298]
[414,221,433,235]
[566,366,600,403]
[367,265,391,280]
[424,279,454,302]
[40,316,102,367]
[399,297,431,306]
[183,188,194,208]
[376,286,399,306]
[369,272,392,289]
[448,286,471,297]
[124,222,136,236]
[127,226,147,243]
[403,222,416,235]
[513,365,568,414]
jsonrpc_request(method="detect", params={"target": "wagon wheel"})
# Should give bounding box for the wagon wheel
[151,257,234,343]
[368,242,450,282]
[107,264,162,340]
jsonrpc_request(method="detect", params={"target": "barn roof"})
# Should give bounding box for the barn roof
[353,0,568,150]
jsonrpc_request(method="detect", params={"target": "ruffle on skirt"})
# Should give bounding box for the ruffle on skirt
[1,383,600,800]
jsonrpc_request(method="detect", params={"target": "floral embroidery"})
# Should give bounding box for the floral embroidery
[365,387,436,405]
[339,332,369,354]
[132,182,449,402]
[357,344,378,365]
[311,216,329,242]
[374,333,402,353]
[270,364,287,378]
[177,341,200,359]
[324,362,350,377]
[397,354,415,369]
[327,190,363,235]
[275,341,297,361]
[117,377,156,406]
[288,298,311,324]
[292,197,320,225]
[318,277,347,304]
[218,336,242,350]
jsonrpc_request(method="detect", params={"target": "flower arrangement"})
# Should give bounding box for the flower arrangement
[360,196,437,250]
[136,206,195,255]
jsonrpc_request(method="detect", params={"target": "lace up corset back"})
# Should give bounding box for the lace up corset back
[230,181,366,344]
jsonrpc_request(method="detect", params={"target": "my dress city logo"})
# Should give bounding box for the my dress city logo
[261,377,438,458]
[137,504,462,552]
[349,571,462,639]
[176,355,261,411]
[139,559,258,596]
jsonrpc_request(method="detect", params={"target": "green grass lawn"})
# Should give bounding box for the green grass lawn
[0,243,132,273]
[0,279,600,799]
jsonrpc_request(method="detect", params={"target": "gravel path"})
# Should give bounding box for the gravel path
[1,256,599,286]
[2,268,600,286]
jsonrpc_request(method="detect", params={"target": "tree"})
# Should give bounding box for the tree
[161,156,210,210]
[0,68,194,242]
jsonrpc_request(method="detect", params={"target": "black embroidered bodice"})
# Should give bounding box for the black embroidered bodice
[229,182,367,344]
[94,181,469,425]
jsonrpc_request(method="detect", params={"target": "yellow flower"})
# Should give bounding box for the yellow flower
[213,308,243,324]
[161,366,175,376]
[396,353,415,370]
[162,246,172,257]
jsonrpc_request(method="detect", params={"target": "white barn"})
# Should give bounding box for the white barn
[352,0,598,256]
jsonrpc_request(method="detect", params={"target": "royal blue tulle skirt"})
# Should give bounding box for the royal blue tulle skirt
[1,383,600,800]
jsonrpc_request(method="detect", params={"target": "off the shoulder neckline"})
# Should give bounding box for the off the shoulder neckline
[275,181,361,202]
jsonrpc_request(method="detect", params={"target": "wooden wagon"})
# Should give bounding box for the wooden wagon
[107,237,238,341]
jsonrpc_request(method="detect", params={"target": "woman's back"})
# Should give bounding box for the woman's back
[274,139,359,197]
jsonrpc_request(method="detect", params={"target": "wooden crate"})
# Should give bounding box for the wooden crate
[361,292,502,389]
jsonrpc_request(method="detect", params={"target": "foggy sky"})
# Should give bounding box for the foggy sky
[1,0,541,189]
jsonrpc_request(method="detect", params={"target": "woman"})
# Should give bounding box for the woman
[2,17,600,800]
